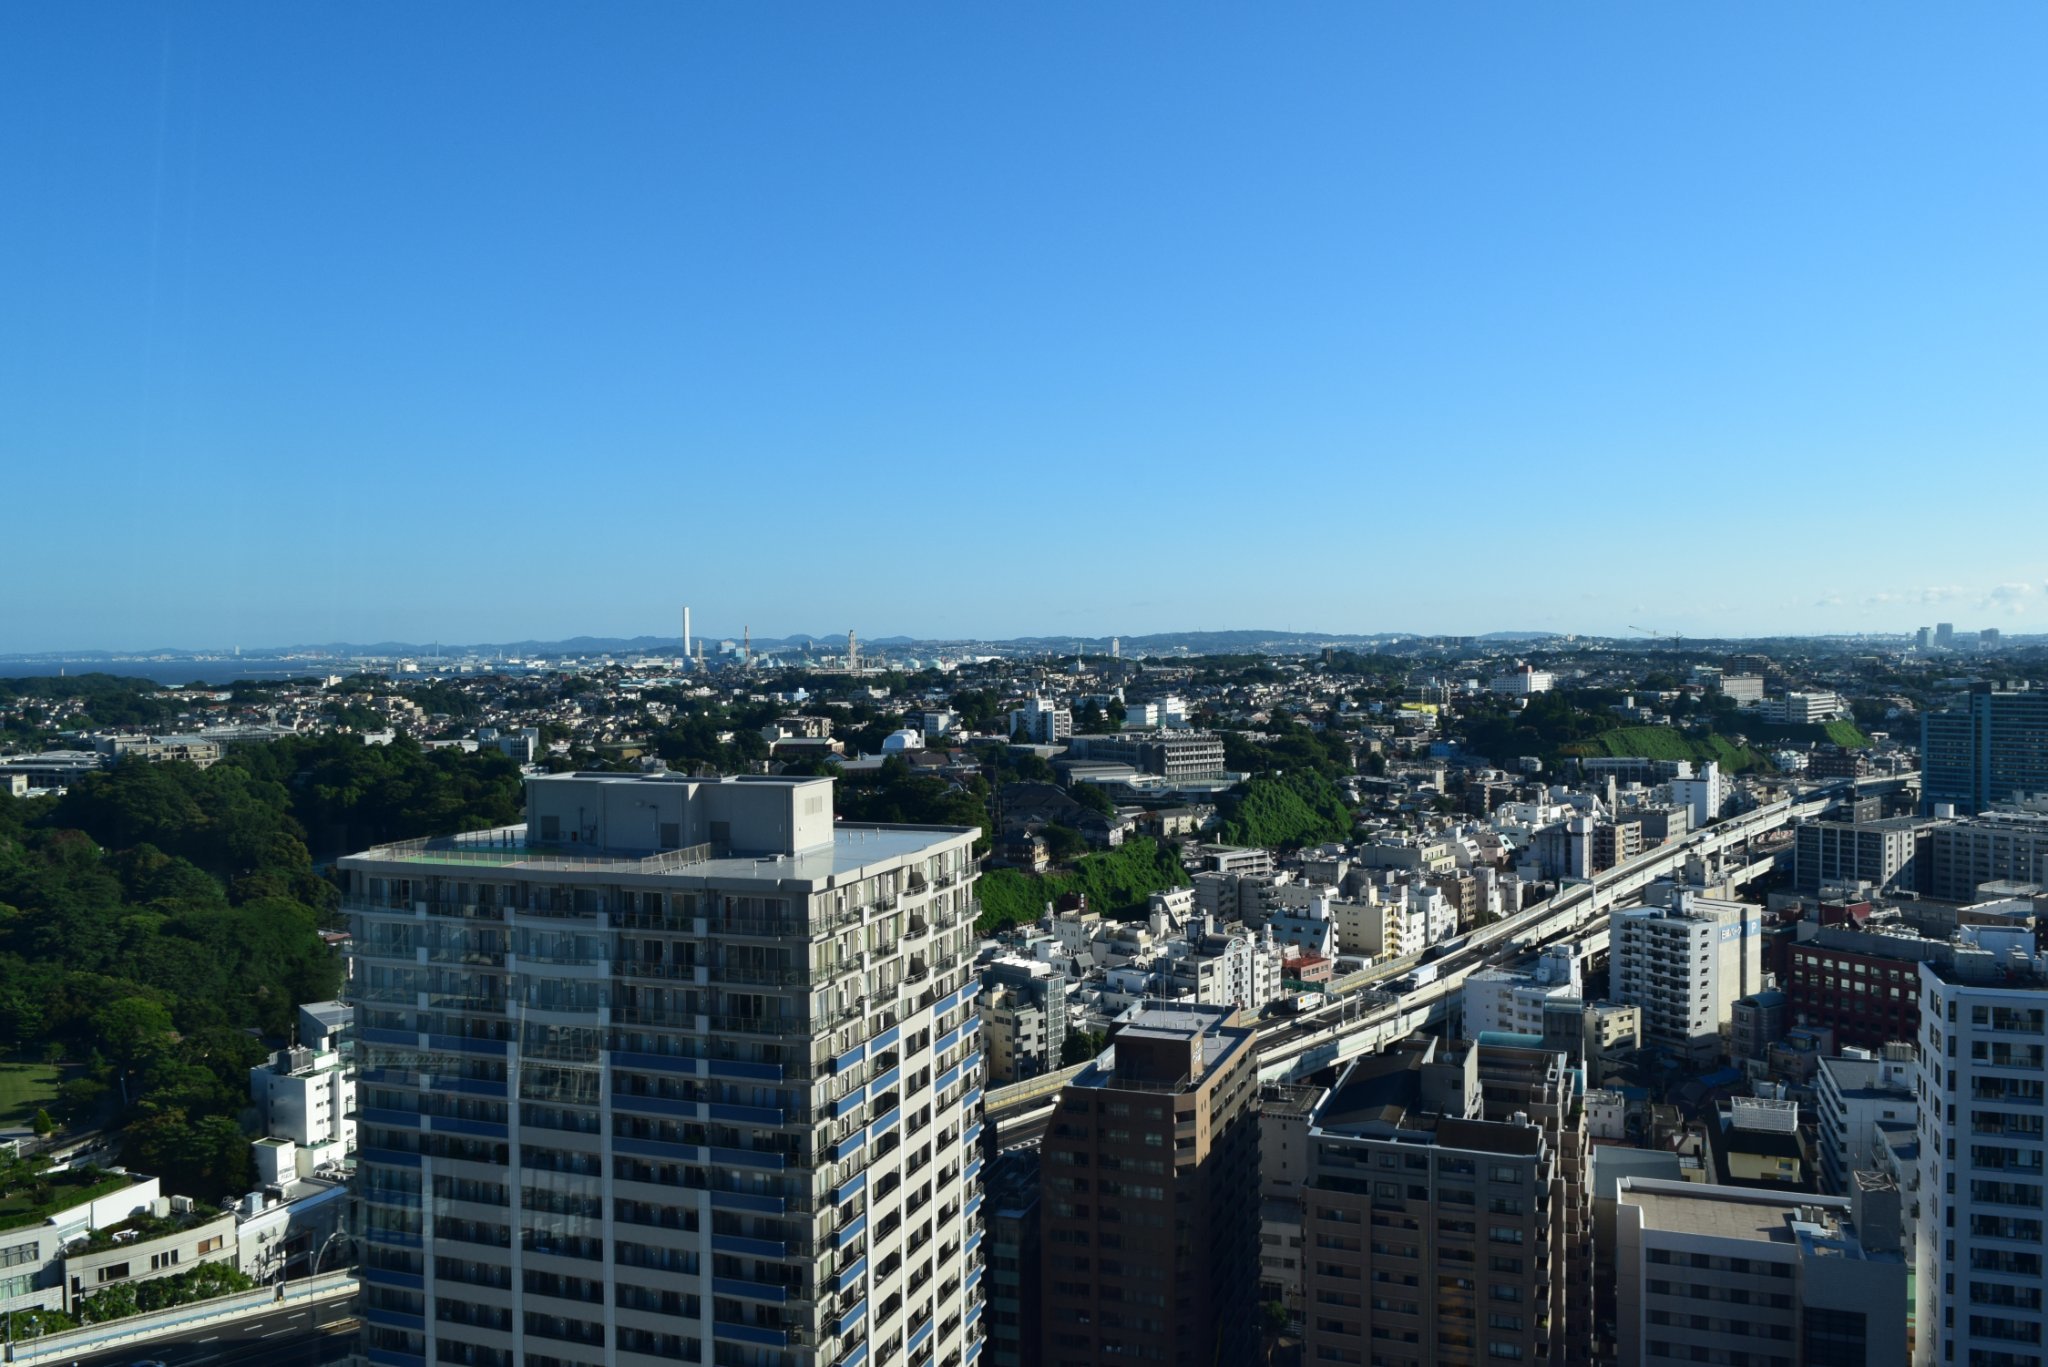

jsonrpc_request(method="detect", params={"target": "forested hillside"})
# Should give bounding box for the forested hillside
[0,735,523,1198]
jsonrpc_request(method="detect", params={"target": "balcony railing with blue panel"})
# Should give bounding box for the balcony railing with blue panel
[714,1277,791,1304]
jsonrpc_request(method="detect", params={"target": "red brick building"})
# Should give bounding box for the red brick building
[1785,928,1928,1050]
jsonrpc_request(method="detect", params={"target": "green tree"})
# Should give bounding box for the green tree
[1061,1029,1109,1066]
[1068,784,1114,817]
[1041,824,1088,863]
[976,837,1189,932]
[94,997,176,1070]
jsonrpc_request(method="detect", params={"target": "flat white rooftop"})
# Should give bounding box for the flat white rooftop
[345,822,973,887]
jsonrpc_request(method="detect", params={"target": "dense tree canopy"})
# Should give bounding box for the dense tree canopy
[1216,770,1355,849]
[976,837,1189,932]
[836,760,992,856]
[227,732,524,859]
[0,673,183,722]
[0,737,526,1198]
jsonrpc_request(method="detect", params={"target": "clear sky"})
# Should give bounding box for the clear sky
[5,5,2047,652]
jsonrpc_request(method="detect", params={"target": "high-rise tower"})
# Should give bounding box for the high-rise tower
[344,771,988,1367]
[1921,683,2048,814]
[1038,1003,1260,1367]
[1912,925,2048,1367]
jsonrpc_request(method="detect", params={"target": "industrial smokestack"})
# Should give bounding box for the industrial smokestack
[683,606,692,670]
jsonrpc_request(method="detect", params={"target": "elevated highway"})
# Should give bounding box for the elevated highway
[982,773,1914,1118]
[1249,775,1903,1081]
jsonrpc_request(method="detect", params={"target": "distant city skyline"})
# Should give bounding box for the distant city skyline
[6,6,2047,653]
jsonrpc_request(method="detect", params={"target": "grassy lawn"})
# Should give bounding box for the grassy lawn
[0,1061,61,1131]
[1822,719,1872,749]
[1590,727,1699,762]
[1563,726,1773,774]
[0,1170,137,1233]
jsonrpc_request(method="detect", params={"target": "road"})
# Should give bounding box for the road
[45,1300,357,1367]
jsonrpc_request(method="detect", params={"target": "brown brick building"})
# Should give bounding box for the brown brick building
[1039,1003,1260,1367]
[1299,1038,1591,1367]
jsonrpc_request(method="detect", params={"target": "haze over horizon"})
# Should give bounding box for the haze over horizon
[6,5,2047,653]
[0,619,2023,663]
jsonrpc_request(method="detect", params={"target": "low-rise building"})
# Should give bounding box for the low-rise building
[1785,925,1936,1052]
[1814,1048,1916,1197]
[1064,729,1228,783]
[60,1207,240,1315]
[1463,943,1584,1037]
[1926,806,2048,902]
[248,1044,355,1173]
[1487,665,1556,696]
[1009,695,1073,743]
[980,956,1071,1084]
[0,1174,161,1320]
[94,734,224,767]
[1614,1177,1908,1367]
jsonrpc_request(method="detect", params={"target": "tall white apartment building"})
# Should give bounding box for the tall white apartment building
[1913,925,2048,1367]
[1160,923,1284,1014]
[1464,943,1584,1036]
[343,772,987,1367]
[1609,891,1763,1063]
[1668,760,1725,828]
[1007,696,1071,744]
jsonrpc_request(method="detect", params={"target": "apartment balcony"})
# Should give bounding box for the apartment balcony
[612,960,700,984]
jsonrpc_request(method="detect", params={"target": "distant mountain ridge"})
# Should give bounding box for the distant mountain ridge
[20,625,2013,662]
[2,627,1567,660]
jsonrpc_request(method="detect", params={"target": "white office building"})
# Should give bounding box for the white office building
[1464,943,1585,1037]
[249,1042,356,1172]
[343,771,987,1367]
[1609,891,1763,1063]
[1487,665,1556,696]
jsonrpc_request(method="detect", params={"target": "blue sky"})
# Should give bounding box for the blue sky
[5,4,2046,651]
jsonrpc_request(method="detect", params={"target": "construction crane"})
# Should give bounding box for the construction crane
[1629,625,1683,652]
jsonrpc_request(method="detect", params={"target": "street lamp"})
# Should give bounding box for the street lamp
[293,1226,355,1342]
[310,1227,351,1276]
